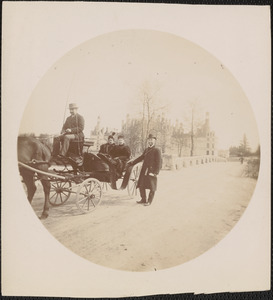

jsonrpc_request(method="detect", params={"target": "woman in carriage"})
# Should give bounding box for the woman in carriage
[98,133,116,156]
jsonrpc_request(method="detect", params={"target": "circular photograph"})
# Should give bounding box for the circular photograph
[18,30,260,272]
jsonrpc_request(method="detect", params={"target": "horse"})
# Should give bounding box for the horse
[17,136,52,219]
[17,136,130,218]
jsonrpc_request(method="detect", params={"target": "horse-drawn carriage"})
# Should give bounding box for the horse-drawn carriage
[18,136,140,219]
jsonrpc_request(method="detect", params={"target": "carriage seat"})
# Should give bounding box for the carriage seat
[97,153,128,179]
[83,139,94,153]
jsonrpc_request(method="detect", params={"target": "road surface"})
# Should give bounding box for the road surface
[29,162,257,271]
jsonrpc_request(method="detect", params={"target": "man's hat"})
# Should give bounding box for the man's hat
[118,134,124,139]
[68,103,78,109]
[147,133,157,140]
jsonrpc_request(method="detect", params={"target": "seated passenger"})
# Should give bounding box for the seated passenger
[109,135,131,176]
[99,134,115,156]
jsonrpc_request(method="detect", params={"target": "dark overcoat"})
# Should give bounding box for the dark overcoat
[108,144,131,175]
[132,146,162,192]
[61,113,85,141]
[99,143,115,156]
[110,145,131,161]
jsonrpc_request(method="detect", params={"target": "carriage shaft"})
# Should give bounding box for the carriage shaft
[18,162,66,180]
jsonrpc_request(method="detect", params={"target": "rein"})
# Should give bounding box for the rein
[18,162,66,180]
[75,113,82,156]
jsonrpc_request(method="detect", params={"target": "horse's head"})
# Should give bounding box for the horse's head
[17,135,52,163]
[38,134,54,153]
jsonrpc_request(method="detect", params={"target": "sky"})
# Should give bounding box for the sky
[19,30,259,150]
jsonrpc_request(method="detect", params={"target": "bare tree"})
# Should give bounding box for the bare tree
[122,119,142,157]
[239,133,251,156]
[138,81,168,151]
[122,81,170,154]
[172,127,185,157]
[182,99,204,156]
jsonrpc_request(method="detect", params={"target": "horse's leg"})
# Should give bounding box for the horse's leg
[40,179,51,219]
[21,172,36,203]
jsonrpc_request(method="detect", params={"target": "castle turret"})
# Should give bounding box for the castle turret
[96,116,101,150]
[204,112,210,133]
[95,116,101,134]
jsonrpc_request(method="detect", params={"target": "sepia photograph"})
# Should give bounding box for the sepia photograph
[17,29,261,271]
[2,2,271,297]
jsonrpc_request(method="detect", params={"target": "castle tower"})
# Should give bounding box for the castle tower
[126,113,130,124]
[95,116,101,134]
[204,112,210,134]
[96,116,101,150]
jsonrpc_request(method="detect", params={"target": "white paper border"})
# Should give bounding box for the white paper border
[2,3,271,297]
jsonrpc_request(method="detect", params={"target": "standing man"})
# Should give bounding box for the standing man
[53,103,85,157]
[99,133,116,156]
[128,134,162,206]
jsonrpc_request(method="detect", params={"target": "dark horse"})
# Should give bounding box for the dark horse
[17,136,52,219]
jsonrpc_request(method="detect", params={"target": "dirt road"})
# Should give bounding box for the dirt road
[29,162,257,271]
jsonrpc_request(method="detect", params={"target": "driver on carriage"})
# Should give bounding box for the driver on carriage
[52,103,85,159]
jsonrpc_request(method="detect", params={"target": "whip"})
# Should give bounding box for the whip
[62,71,76,127]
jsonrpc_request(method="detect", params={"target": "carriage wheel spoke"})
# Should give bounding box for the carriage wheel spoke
[79,191,89,196]
[127,165,139,197]
[90,199,96,208]
[78,195,88,203]
[61,191,69,197]
[81,198,89,208]
[89,184,97,194]
[60,182,67,188]
[50,192,57,200]
[84,184,90,195]
[54,194,60,204]
[88,181,93,193]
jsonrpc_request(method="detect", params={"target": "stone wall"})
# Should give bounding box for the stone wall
[162,154,226,170]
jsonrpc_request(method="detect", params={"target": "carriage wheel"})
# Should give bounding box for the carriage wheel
[76,178,102,213]
[127,164,140,198]
[49,181,72,206]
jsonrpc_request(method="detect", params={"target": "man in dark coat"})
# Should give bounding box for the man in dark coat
[99,134,116,156]
[109,135,131,177]
[128,134,162,206]
[53,103,85,157]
